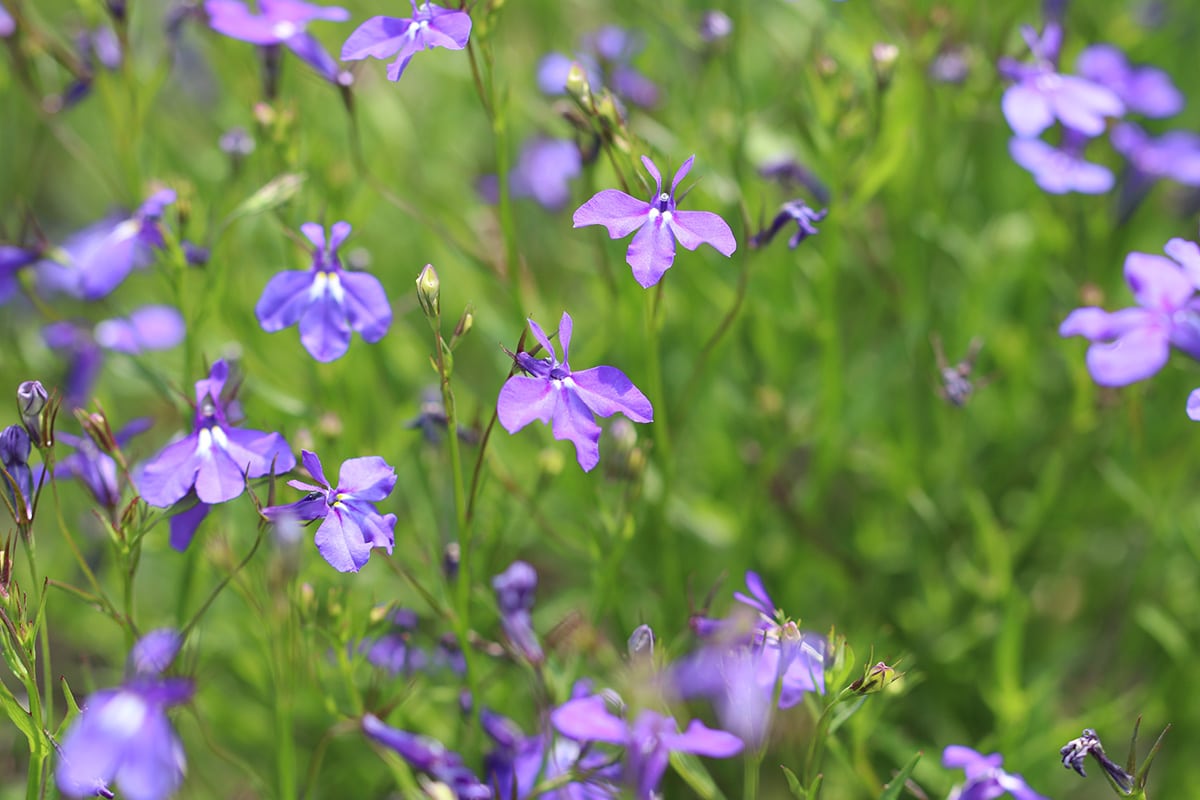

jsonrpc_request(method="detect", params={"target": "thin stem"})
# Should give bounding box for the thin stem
[643,283,682,608]
[180,524,266,637]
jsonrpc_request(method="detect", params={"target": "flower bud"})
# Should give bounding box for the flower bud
[17,381,48,447]
[871,42,900,90]
[627,623,655,660]
[565,62,593,109]
[849,661,899,694]
[416,264,441,319]
[452,304,474,342]
[75,407,119,460]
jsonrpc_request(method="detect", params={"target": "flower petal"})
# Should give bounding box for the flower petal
[1124,251,1193,311]
[641,155,663,195]
[526,317,557,361]
[1002,84,1053,137]
[315,508,373,572]
[557,311,573,368]
[301,449,328,487]
[222,427,296,479]
[1187,389,1200,421]
[662,719,744,757]
[669,210,737,255]
[1086,325,1170,386]
[339,271,393,343]
[337,456,396,500]
[550,385,603,471]
[256,270,315,332]
[1165,238,1200,288]
[340,16,410,61]
[569,366,652,422]
[169,502,211,551]
[298,289,351,362]
[572,190,650,238]
[497,375,557,432]
[670,155,696,196]
[138,436,201,507]
[551,696,628,744]
[625,217,676,288]
[426,9,472,50]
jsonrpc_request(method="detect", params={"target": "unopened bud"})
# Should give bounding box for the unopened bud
[627,623,655,660]
[17,381,48,447]
[849,661,899,694]
[871,42,900,89]
[416,264,441,319]
[565,62,593,109]
[75,408,119,460]
[453,305,475,341]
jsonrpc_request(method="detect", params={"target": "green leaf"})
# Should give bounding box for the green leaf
[669,750,728,800]
[878,751,922,800]
[225,172,306,223]
[780,764,806,799]
[0,687,39,748]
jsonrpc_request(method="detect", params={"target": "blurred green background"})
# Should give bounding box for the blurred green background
[2,0,1200,797]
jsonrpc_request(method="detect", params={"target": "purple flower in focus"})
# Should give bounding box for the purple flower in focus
[57,418,151,511]
[205,0,349,81]
[37,190,176,301]
[750,199,829,249]
[263,449,396,572]
[255,221,391,363]
[574,155,737,287]
[138,359,295,551]
[497,312,653,472]
[538,26,659,108]
[1077,44,1183,119]
[552,695,743,800]
[998,23,1123,138]
[340,1,472,83]
[56,630,193,800]
[943,745,1049,800]
[1008,130,1114,194]
[1060,240,1200,386]
[362,714,492,800]
[492,561,543,664]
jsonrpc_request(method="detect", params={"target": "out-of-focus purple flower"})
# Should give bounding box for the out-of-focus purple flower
[511,138,583,211]
[998,23,1123,138]
[0,244,42,304]
[943,745,1049,800]
[750,200,828,249]
[0,425,33,519]
[205,0,349,81]
[1009,129,1114,194]
[758,157,831,205]
[57,418,151,511]
[138,359,295,551]
[497,312,652,472]
[1060,241,1200,386]
[574,155,736,287]
[0,3,14,38]
[362,714,491,799]
[37,190,176,301]
[56,631,193,800]
[698,10,732,44]
[255,221,391,363]
[929,48,970,84]
[340,1,472,83]
[80,26,123,72]
[539,26,659,108]
[1112,123,1200,186]
[43,306,186,410]
[355,609,467,676]
[1077,44,1182,119]
[484,709,620,800]
[492,561,543,664]
[552,695,743,799]
[263,449,395,573]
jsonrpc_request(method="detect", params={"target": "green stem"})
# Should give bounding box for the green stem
[643,284,681,604]
[180,524,265,637]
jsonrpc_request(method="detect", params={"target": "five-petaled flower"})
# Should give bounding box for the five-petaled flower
[942,745,1049,800]
[138,359,296,551]
[263,449,397,573]
[255,221,392,363]
[573,155,737,288]
[205,0,349,81]
[1060,240,1200,386]
[497,312,653,472]
[340,1,472,83]
[56,629,193,800]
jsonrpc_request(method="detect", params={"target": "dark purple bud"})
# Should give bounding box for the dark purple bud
[17,381,48,446]
[0,425,32,522]
[106,0,127,22]
[182,241,209,266]
[443,541,460,581]
[493,560,537,616]
[1059,728,1133,792]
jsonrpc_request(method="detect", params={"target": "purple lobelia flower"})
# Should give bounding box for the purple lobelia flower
[1111,123,1200,188]
[0,3,13,37]
[750,200,828,249]
[138,359,295,551]
[552,695,743,800]
[57,418,151,511]
[998,23,1123,138]
[205,0,349,82]
[1076,44,1183,119]
[492,560,543,665]
[255,221,392,363]
[0,244,43,305]
[538,26,659,108]
[37,190,176,301]
[943,745,1049,800]
[574,155,736,288]
[1008,129,1114,194]
[1060,240,1200,386]
[263,449,396,572]
[362,714,492,799]
[56,630,193,800]
[511,137,583,211]
[497,312,652,472]
[484,709,620,800]
[0,425,33,521]
[340,1,472,83]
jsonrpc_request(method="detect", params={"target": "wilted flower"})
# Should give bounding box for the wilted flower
[943,745,1049,800]
[573,155,736,288]
[255,221,392,362]
[1060,240,1200,386]
[263,449,396,573]
[1059,728,1133,791]
[340,1,472,83]
[750,200,828,249]
[56,630,193,800]
[497,312,652,472]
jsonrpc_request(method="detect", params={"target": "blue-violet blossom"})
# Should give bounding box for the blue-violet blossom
[362,714,491,799]
[1009,129,1114,194]
[492,560,543,664]
[573,155,736,288]
[205,0,349,81]
[340,1,471,83]
[263,449,396,573]
[943,745,1049,800]
[1076,44,1183,119]
[497,312,653,472]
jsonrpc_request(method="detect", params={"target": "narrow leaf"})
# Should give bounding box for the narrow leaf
[878,751,922,800]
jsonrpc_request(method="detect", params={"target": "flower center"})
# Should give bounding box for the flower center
[550,366,570,380]
[653,191,672,212]
[272,21,300,40]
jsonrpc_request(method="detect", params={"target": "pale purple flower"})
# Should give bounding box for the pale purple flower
[263,449,396,573]
[37,190,176,301]
[138,359,296,550]
[943,745,1050,800]
[340,1,472,83]
[1008,130,1114,194]
[551,695,743,799]
[492,561,543,664]
[1077,44,1183,119]
[255,221,392,362]
[1060,241,1200,386]
[574,155,737,287]
[362,714,491,799]
[538,26,659,108]
[511,138,583,210]
[497,312,652,472]
[205,0,349,80]
[57,418,151,511]
[56,631,193,800]
[998,23,1123,138]
[0,3,14,38]
[1111,122,1200,187]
